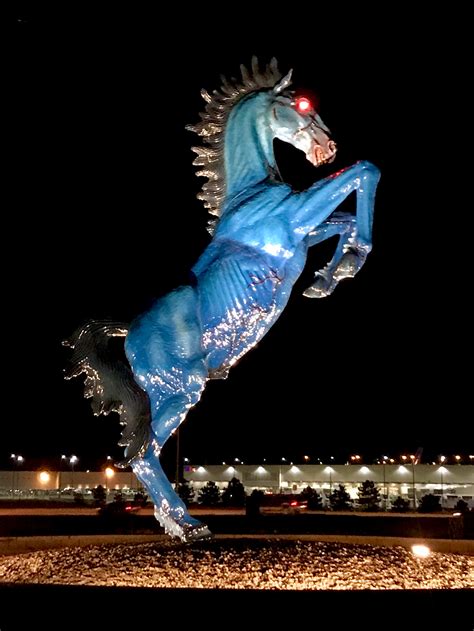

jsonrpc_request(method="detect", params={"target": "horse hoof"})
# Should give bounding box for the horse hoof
[182,523,213,543]
[303,275,333,298]
[333,250,364,281]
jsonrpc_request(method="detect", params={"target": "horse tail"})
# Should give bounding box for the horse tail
[63,320,151,467]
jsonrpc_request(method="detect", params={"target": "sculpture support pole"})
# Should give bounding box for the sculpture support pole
[175,428,180,488]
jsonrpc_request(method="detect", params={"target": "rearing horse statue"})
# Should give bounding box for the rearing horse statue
[65,58,380,542]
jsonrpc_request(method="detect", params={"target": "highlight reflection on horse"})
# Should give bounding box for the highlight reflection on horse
[65,58,380,542]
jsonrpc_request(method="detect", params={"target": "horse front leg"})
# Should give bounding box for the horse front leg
[304,213,373,298]
[301,214,355,297]
[292,160,381,297]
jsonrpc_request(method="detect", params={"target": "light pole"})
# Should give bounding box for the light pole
[10,454,24,499]
[62,455,79,490]
[324,466,334,503]
[410,455,416,510]
[279,458,286,493]
[175,427,180,489]
[382,456,389,511]
[440,468,444,506]
[439,456,446,509]
[70,455,78,489]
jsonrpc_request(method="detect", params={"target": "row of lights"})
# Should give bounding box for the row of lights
[191,463,454,474]
[195,455,473,464]
[353,454,472,464]
[21,462,465,486]
[9,454,114,466]
[8,453,474,467]
[206,455,472,465]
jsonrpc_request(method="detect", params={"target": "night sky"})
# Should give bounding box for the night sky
[7,8,470,471]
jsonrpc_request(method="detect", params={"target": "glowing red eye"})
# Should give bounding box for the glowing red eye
[295,97,312,113]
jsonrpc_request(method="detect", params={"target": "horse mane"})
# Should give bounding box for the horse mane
[186,57,284,224]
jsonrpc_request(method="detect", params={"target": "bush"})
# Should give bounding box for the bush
[300,486,323,510]
[418,493,441,513]
[222,477,246,507]
[454,498,469,513]
[357,480,381,512]
[92,485,106,507]
[198,481,221,506]
[329,484,352,511]
[246,489,264,517]
[390,496,410,512]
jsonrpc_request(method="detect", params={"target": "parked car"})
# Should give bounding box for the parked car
[280,500,308,514]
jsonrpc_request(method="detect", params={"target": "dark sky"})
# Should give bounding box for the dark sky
[7,8,470,469]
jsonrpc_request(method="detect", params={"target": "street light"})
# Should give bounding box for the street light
[279,457,287,493]
[62,455,79,489]
[438,466,447,508]
[10,454,24,499]
[324,466,334,501]
[438,456,446,509]
[410,455,416,510]
[382,456,388,510]
[70,455,79,489]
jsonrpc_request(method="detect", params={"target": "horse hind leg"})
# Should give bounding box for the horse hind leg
[125,287,211,541]
[133,376,211,542]
[132,438,211,542]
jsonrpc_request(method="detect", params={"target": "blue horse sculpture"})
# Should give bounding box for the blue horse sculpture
[65,58,380,542]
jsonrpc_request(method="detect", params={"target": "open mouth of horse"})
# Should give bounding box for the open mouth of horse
[274,139,337,191]
[311,145,337,168]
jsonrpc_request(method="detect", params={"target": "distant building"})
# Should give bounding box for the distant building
[1,464,472,509]
[183,464,474,509]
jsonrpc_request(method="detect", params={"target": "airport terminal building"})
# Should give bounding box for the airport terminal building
[0,464,473,509]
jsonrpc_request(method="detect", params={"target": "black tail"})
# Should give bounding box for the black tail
[63,320,151,467]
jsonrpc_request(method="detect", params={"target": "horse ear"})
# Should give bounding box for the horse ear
[273,69,293,94]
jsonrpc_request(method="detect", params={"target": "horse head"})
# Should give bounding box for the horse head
[270,71,337,168]
[187,57,337,221]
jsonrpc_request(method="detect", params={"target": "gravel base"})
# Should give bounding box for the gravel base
[0,539,472,590]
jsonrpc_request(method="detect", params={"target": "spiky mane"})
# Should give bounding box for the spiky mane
[186,57,284,222]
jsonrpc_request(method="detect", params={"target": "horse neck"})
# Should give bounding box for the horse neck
[224,95,275,199]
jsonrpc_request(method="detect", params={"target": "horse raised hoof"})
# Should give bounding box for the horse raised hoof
[303,272,334,298]
[333,248,367,282]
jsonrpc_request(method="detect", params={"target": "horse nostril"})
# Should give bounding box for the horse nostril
[328,140,337,154]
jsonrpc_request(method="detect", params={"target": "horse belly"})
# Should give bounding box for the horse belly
[199,268,292,376]
[125,286,204,400]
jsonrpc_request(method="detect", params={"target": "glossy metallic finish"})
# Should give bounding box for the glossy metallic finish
[66,57,380,541]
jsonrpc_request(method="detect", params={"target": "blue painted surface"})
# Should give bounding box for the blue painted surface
[126,68,380,541]
[67,61,380,542]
